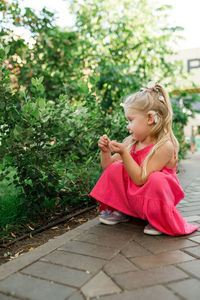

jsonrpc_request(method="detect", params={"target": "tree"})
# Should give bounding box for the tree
[70,0,185,110]
[0,0,83,101]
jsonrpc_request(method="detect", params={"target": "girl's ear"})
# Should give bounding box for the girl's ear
[147,111,157,125]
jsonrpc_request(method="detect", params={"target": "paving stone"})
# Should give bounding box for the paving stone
[168,279,200,300]
[41,250,106,274]
[183,245,200,258]
[189,235,200,243]
[178,199,187,203]
[87,224,136,239]
[188,184,200,188]
[130,250,195,269]
[184,197,200,202]
[190,222,200,226]
[83,226,127,238]
[0,273,75,300]
[155,231,200,240]
[131,232,158,244]
[121,240,151,257]
[59,241,118,260]
[181,211,200,217]
[177,260,200,278]
[113,266,188,289]
[73,232,130,249]
[153,234,179,241]
[181,205,200,211]
[134,237,197,254]
[184,203,200,207]
[0,229,80,281]
[103,253,138,275]
[67,291,85,300]
[81,271,121,298]
[74,228,133,241]
[185,201,200,206]
[112,221,145,232]
[0,294,18,300]
[75,217,99,231]
[97,285,179,300]
[186,189,200,193]
[21,261,91,287]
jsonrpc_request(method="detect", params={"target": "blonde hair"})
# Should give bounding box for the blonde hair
[123,82,179,180]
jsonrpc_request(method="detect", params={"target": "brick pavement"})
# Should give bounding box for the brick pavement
[0,151,200,300]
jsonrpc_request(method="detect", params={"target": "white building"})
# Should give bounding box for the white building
[174,48,200,139]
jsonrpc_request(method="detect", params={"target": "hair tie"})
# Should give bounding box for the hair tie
[139,81,158,93]
[139,87,152,93]
[139,81,165,103]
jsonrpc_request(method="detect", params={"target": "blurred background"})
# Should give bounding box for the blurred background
[0,0,200,242]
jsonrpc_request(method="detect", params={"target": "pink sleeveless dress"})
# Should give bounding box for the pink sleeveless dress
[90,143,199,236]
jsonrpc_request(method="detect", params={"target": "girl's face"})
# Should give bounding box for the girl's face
[125,108,151,142]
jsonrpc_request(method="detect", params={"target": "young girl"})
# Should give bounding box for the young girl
[90,81,199,236]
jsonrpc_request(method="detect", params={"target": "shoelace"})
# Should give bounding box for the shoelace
[100,209,112,217]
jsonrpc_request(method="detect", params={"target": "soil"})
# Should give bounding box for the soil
[0,206,99,266]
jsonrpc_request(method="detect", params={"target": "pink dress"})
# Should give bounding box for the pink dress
[90,143,199,236]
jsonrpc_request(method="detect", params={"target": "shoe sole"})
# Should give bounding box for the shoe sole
[144,229,163,235]
[99,217,130,225]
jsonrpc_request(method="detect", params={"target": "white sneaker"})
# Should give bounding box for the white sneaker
[144,223,163,235]
[100,209,112,218]
[99,210,130,225]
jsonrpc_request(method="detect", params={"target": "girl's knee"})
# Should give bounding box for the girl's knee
[148,171,165,185]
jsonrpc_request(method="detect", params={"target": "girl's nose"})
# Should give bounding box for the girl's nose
[126,124,130,130]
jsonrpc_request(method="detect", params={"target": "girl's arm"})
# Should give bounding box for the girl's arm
[99,135,122,170]
[101,151,112,170]
[110,140,174,185]
[101,152,122,170]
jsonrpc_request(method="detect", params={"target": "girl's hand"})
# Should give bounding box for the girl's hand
[98,134,111,152]
[109,140,127,155]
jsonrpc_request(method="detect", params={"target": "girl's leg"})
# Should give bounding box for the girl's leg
[98,201,130,225]
[98,201,115,212]
[144,172,199,236]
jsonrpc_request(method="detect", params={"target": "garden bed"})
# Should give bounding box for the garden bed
[0,206,99,265]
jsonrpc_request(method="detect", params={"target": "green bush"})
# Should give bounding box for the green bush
[0,48,125,224]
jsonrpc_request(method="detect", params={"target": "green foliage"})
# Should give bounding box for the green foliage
[172,122,188,161]
[172,102,188,125]
[1,0,188,110]
[1,0,83,101]
[70,0,185,110]
[0,170,27,239]
[0,48,110,222]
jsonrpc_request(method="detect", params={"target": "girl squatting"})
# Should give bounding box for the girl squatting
[90,81,199,236]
